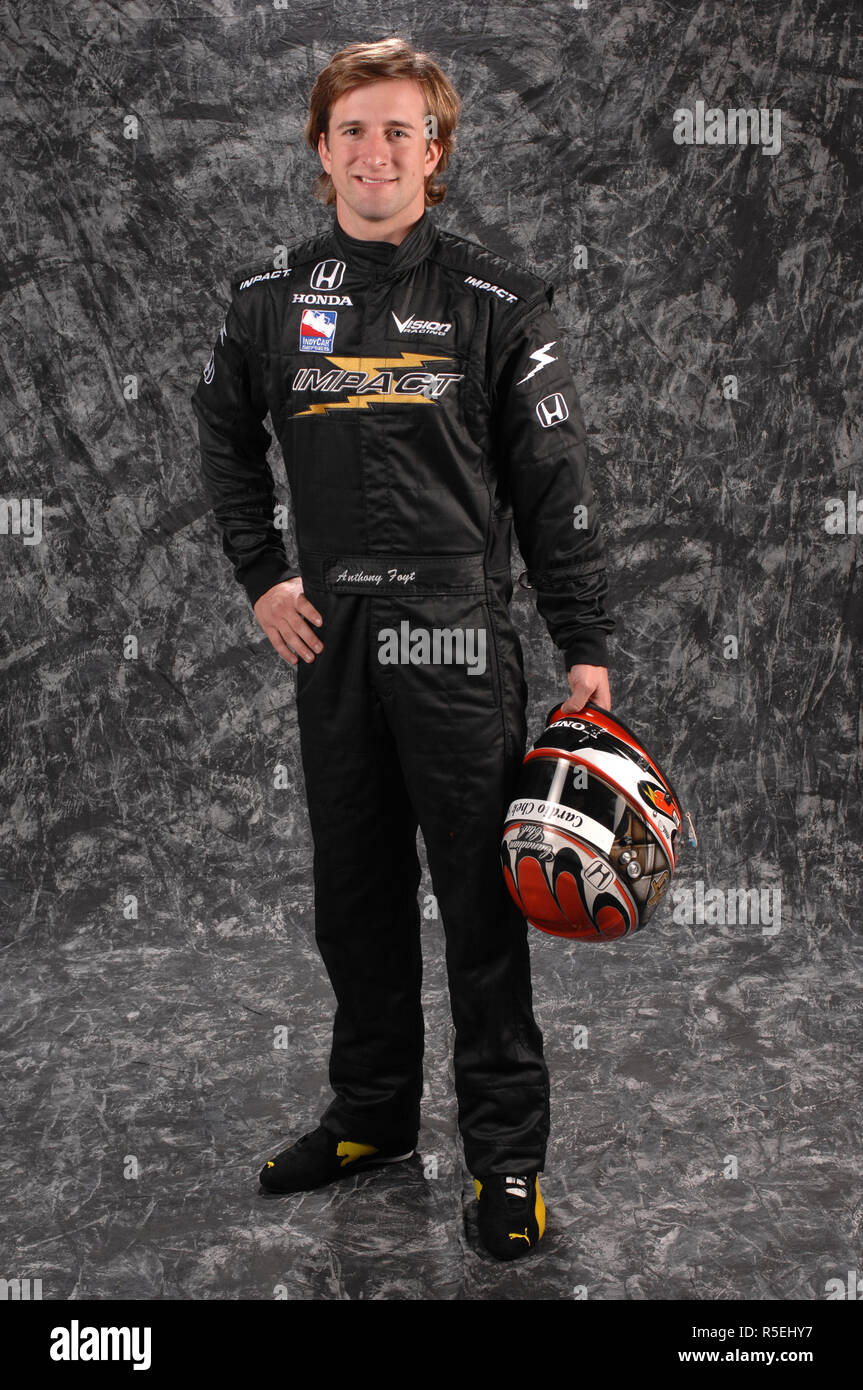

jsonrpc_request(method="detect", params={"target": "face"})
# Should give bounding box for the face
[317,77,443,238]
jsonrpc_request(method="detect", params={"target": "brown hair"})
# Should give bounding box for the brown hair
[305,37,461,207]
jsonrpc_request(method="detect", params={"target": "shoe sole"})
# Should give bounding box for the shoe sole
[258,1147,416,1194]
[358,1149,415,1165]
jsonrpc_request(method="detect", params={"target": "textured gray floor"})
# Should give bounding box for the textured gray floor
[2,0,862,1302]
[3,873,862,1301]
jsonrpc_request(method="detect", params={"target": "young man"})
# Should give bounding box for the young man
[192,37,613,1261]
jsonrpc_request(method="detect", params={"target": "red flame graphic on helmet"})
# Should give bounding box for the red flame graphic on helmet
[641,782,678,821]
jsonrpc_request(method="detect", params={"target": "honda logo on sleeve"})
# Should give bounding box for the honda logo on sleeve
[310,259,346,290]
[536,393,569,428]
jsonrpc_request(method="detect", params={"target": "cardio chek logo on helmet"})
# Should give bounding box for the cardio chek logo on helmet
[501,703,690,942]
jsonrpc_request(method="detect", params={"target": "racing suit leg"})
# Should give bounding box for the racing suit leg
[295,581,424,1146]
[369,580,550,1177]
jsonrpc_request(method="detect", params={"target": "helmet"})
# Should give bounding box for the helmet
[501,701,685,941]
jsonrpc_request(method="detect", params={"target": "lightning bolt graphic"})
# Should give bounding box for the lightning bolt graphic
[293,352,453,416]
[516,341,558,385]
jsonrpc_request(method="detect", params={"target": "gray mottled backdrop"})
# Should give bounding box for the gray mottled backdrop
[1,0,861,1303]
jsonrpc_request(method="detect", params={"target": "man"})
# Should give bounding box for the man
[192,37,613,1262]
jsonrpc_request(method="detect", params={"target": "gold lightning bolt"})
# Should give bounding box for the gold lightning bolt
[293,352,454,417]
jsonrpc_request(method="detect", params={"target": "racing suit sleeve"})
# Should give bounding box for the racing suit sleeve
[191,289,299,608]
[489,287,615,670]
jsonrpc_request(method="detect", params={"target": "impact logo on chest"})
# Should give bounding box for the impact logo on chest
[289,353,463,415]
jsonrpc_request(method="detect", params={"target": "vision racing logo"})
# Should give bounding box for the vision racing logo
[289,354,463,416]
[391,309,452,338]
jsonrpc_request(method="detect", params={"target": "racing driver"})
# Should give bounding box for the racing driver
[191,37,614,1262]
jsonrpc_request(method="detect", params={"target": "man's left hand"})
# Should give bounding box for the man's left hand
[559,664,611,715]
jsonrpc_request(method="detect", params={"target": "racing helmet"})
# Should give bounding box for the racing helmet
[501,701,687,941]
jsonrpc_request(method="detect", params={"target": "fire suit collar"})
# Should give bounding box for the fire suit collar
[331,209,439,281]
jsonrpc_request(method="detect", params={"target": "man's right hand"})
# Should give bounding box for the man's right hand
[253,578,324,665]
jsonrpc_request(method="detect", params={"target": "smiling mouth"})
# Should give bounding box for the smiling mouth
[354,176,397,184]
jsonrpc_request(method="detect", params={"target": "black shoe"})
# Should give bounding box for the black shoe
[473,1174,546,1260]
[259,1125,416,1194]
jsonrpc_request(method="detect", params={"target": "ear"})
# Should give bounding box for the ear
[424,137,443,174]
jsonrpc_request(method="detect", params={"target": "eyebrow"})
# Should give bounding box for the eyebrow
[334,119,418,130]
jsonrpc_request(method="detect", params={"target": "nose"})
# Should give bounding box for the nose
[358,131,391,166]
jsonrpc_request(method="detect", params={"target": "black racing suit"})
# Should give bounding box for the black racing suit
[191,209,614,1176]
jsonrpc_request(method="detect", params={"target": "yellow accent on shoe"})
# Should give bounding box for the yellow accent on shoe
[509,1229,530,1244]
[535,1178,546,1239]
[474,1178,483,1199]
[336,1140,379,1168]
[266,1161,274,1168]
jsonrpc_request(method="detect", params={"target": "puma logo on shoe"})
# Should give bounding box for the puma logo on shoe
[336,1141,379,1167]
[509,1229,531,1244]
